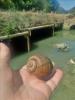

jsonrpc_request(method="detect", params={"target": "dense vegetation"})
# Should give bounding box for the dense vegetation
[0,11,64,36]
[0,0,60,12]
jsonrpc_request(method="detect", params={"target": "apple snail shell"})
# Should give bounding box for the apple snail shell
[25,54,54,79]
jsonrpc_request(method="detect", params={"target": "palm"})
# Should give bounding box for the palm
[16,69,51,100]
[0,43,63,100]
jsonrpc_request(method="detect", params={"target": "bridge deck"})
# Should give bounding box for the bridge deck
[0,22,63,52]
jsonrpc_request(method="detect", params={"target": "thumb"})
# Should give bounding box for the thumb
[0,42,11,65]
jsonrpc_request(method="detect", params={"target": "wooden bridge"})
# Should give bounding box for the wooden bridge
[0,22,63,52]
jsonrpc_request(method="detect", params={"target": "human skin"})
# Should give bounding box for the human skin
[0,43,63,100]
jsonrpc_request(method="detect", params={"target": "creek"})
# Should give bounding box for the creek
[11,30,75,100]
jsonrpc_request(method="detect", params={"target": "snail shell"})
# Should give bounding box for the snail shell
[25,54,53,79]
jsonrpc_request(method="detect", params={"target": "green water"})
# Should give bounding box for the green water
[11,30,75,100]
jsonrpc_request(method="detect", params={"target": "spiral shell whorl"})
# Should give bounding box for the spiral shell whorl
[26,59,37,72]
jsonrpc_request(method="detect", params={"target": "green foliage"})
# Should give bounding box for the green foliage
[0,0,52,12]
[0,0,14,9]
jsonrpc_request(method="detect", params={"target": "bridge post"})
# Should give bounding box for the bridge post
[24,34,30,52]
[53,24,55,36]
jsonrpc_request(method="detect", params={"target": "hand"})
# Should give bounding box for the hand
[0,43,63,100]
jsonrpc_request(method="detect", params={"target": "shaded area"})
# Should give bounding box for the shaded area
[70,24,75,30]
[30,27,53,42]
[10,27,54,54]
[54,23,63,31]
[7,26,63,54]
[11,36,28,54]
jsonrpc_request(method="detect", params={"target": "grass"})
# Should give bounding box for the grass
[63,13,75,30]
[0,11,64,36]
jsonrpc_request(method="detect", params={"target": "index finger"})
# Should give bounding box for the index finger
[46,68,63,92]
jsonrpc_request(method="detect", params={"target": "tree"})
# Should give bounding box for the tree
[50,0,59,12]
[0,0,52,12]
[30,0,51,12]
[0,0,14,9]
